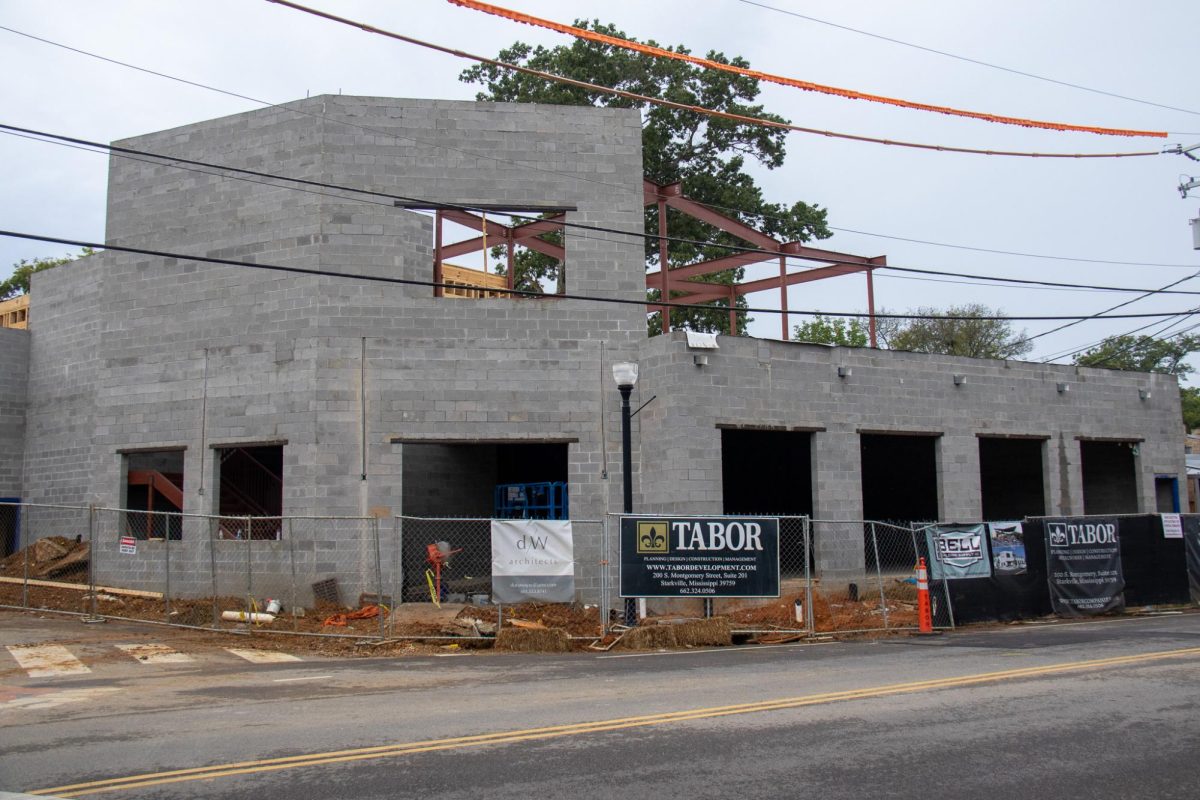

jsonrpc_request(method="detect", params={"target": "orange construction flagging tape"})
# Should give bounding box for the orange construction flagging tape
[322,605,383,627]
[448,0,1166,139]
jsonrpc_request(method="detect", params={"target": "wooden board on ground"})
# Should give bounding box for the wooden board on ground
[0,575,163,599]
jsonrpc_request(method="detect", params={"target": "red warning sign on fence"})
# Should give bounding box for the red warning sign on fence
[119,536,136,555]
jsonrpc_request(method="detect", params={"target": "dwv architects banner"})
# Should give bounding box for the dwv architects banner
[490,520,575,603]
[1044,516,1124,617]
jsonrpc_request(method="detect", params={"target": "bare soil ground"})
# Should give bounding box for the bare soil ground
[1,538,922,656]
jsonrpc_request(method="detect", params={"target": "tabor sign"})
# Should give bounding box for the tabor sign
[490,520,575,603]
[119,536,137,555]
[1044,516,1124,617]
[620,517,780,598]
[926,524,992,580]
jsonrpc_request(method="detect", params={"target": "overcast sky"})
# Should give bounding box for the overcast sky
[2,0,1198,369]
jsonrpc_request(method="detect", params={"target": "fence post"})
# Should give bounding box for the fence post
[209,516,220,628]
[288,518,298,633]
[164,510,172,621]
[941,574,956,629]
[869,522,890,629]
[21,508,29,607]
[804,517,814,635]
[390,517,400,638]
[374,517,385,641]
[599,516,608,636]
[245,515,253,617]
[87,504,98,619]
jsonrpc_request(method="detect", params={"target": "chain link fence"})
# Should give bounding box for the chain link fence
[3,502,956,641]
[712,516,812,636]
[0,502,93,614]
[601,516,953,637]
[2,502,386,639]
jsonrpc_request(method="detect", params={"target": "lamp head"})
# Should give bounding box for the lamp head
[612,361,639,388]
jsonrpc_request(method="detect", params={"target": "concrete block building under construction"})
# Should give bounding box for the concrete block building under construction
[0,96,1186,599]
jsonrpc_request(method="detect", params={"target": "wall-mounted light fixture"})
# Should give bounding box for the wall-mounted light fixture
[1056,382,1070,394]
[837,366,851,379]
[953,374,966,387]
[693,354,708,368]
[1139,388,1151,401]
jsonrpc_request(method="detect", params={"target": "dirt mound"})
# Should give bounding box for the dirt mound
[0,536,90,579]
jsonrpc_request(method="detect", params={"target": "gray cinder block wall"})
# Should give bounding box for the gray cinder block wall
[0,326,29,498]
[21,97,647,600]
[8,96,1187,603]
[639,332,1184,578]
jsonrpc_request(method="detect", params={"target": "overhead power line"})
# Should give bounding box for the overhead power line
[4,22,1190,270]
[7,122,1200,300]
[734,0,1200,122]
[696,199,1200,270]
[4,228,1199,323]
[262,0,1163,159]
[449,0,1166,138]
[1029,269,1200,345]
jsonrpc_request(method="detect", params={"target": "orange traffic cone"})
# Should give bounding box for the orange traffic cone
[916,557,934,634]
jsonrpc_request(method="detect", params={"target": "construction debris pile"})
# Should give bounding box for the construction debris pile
[0,536,89,580]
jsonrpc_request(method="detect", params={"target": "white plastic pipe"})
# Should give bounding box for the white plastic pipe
[221,610,276,623]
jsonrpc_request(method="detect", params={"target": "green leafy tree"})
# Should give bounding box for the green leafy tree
[792,314,869,347]
[1073,334,1200,379]
[1076,333,1200,430]
[883,304,1032,360]
[1181,386,1200,431]
[460,21,831,334]
[1,249,92,300]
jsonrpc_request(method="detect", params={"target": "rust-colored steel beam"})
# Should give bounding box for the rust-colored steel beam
[673,262,874,305]
[780,241,883,265]
[660,196,780,252]
[643,249,775,287]
[436,212,566,261]
[440,234,564,262]
[434,209,444,298]
[658,197,670,334]
[440,207,511,238]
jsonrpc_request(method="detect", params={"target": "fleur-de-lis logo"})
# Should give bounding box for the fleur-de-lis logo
[637,521,669,554]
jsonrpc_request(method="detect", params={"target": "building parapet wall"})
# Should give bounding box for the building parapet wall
[0,326,29,498]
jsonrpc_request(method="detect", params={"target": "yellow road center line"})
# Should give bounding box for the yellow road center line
[34,645,1200,797]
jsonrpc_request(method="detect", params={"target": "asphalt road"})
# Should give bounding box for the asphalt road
[3,611,1199,799]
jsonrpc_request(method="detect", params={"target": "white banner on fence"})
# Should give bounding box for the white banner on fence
[1161,513,1183,539]
[490,520,575,603]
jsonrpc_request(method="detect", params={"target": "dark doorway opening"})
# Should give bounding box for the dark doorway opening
[215,445,283,539]
[860,434,939,523]
[401,442,568,517]
[861,434,939,571]
[720,429,813,516]
[124,450,184,540]
[1155,475,1179,513]
[400,441,569,601]
[1081,441,1138,515]
[721,429,813,579]
[979,438,1046,521]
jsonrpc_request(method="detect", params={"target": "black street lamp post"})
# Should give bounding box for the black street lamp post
[612,362,639,626]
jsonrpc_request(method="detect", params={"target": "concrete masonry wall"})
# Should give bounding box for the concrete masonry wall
[21,257,104,507]
[638,332,1184,577]
[23,97,645,601]
[0,326,29,498]
[14,96,1187,603]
